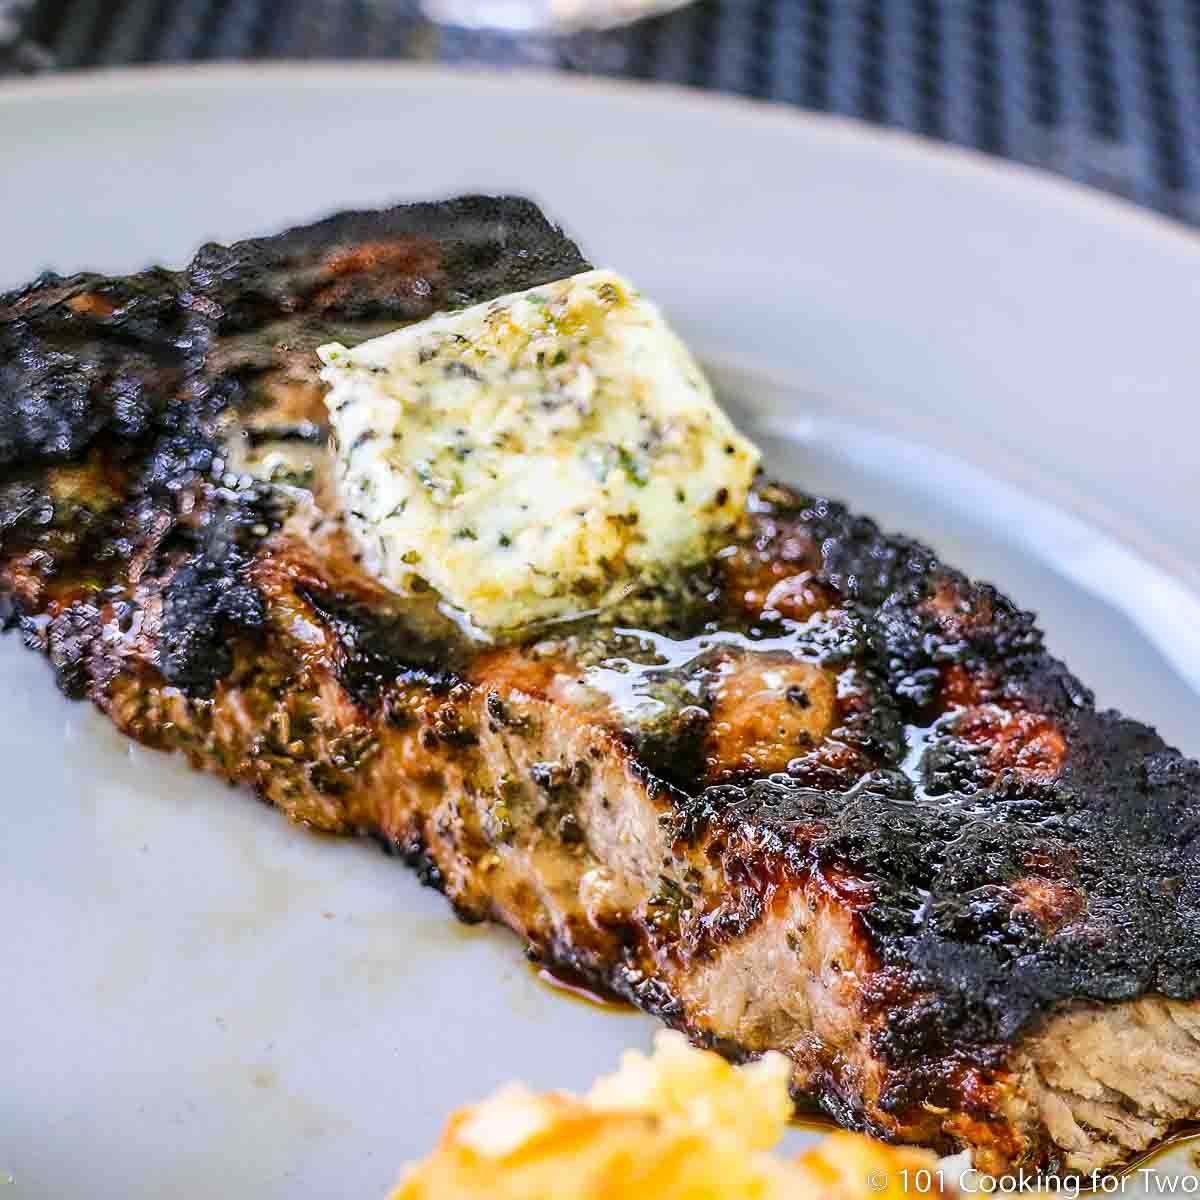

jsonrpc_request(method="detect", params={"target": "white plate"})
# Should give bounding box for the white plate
[1,66,1198,1198]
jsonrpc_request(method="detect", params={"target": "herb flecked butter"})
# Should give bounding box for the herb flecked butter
[319,270,760,631]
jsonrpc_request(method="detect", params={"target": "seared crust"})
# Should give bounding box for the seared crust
[0,195,588,692]
[2,197,1198,1175]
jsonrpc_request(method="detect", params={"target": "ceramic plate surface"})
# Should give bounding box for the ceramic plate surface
[1,65,1198,1198]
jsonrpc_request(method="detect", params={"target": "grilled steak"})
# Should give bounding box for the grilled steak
[2,196,1198,1176]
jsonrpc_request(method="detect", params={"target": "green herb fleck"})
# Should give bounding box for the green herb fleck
[617,447,649,488]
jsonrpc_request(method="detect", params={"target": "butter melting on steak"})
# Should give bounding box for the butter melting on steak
[2,197,1198,1176]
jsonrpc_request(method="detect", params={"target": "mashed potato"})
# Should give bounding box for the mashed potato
[390,1033,947,1200]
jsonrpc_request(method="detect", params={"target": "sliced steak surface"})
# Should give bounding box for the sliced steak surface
[2,196,1197,1176]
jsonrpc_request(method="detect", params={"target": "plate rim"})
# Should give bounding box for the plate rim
[2,60,1198,254]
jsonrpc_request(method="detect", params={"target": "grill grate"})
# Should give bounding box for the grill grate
[9,0,1200,225]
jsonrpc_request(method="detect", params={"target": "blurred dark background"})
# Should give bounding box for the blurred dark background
[5,0,1200,226]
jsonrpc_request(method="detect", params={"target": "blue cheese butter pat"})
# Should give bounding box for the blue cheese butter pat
[318,270,760,631]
